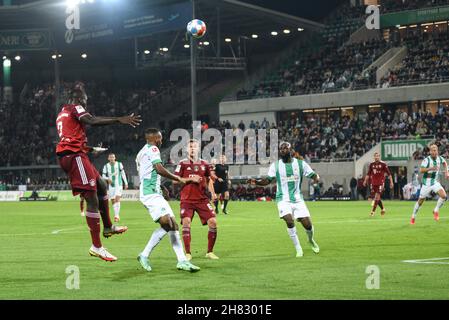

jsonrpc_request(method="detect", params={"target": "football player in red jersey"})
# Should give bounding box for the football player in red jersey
[363,152,394,217]
[174,139,219,260]
[56,83,141,262]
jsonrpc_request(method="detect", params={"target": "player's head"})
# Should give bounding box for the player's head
[187,139,200,160]
[430,144,439,158]
[68,83,87,107]
[220,154,226,164]
[279,141,292,161]
[374,152,381,162]
[108,153,116,163]
[145,128,162,147]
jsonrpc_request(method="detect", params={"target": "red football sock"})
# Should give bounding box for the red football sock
[378,200,384,210]
[182,227,191,254]
[85,212,102,248]
[207,227,217,253]
[98,195,112,228]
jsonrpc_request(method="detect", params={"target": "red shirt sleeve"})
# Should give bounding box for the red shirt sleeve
[384,163,392,176]
[70,104,89,121]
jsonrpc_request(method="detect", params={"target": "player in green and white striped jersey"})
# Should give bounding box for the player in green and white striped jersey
[248,142,320,257]
[136,128,201,273]
[411,144,449,224]
[102,154,128,222]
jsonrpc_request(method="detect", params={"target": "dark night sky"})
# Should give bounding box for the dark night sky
[9,0,346,22]
[240,0,346,21]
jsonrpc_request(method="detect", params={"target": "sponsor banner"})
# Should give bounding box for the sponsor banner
[0,29,51,51]
[57,2,191,47]
[120,190,140,201]
[23,191,80,201]
[4,189,138,201]
[381,5,449,28]
[0,191,24,202]
[381,139,431,161]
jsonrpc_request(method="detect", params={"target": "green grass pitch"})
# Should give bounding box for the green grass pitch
[1,200,449,299]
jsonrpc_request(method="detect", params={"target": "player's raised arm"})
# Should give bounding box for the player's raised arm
[248,162,276,186]
[154,163,200,185]
[80,113,142,128]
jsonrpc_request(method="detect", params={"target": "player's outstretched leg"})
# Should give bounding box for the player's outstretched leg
[434,189,447,221]
[181,217,192,261]
[206,217,219,259]
[160,215,200,272]
[411,198,425,224]
[282,214,303,257]
[97,178,127,238]
[83,191,117,262]
[298,217,320,254]
[138,227,168,272]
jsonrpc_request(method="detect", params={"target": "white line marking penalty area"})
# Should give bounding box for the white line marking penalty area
[402,257,449,265]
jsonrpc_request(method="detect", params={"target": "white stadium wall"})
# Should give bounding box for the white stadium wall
[219,82,449,116]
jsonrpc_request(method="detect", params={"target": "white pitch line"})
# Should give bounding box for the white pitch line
[402,257,449,265]
[51,226,84,234]
[0,215,446,237]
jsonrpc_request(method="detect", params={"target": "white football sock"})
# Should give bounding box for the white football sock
[113,202,120,218]
[412,202,421,218]
[305,226,315,243]
[141,227,167,258]
[169,230,187,262]
[287,226,302,253]
[435,197,446,212]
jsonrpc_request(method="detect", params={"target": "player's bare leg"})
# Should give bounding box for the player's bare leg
[411,197,425,225]
[282,214,303,257]
[205,217,219,259]
[181,217,192,260]
[139,215,199,272]
[375,193,386,217]
[79,196,85,216]
[298,217,320,254]
[223,191,230,214]
[434,189,447,221]
[370,194,380,217]
[83,191,117,262]
[96,177,127,238]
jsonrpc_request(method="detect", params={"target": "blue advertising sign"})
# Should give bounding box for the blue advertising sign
[58,2,192,47]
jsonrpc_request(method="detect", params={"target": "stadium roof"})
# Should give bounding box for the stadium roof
[0,0,332,71]
[0,0,324,33]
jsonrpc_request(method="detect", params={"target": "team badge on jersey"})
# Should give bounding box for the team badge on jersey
[75,105,86,114]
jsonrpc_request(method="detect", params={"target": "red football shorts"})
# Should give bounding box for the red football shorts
[180,201,216,225]
[370,184,384,198]
[58,153,100,196]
